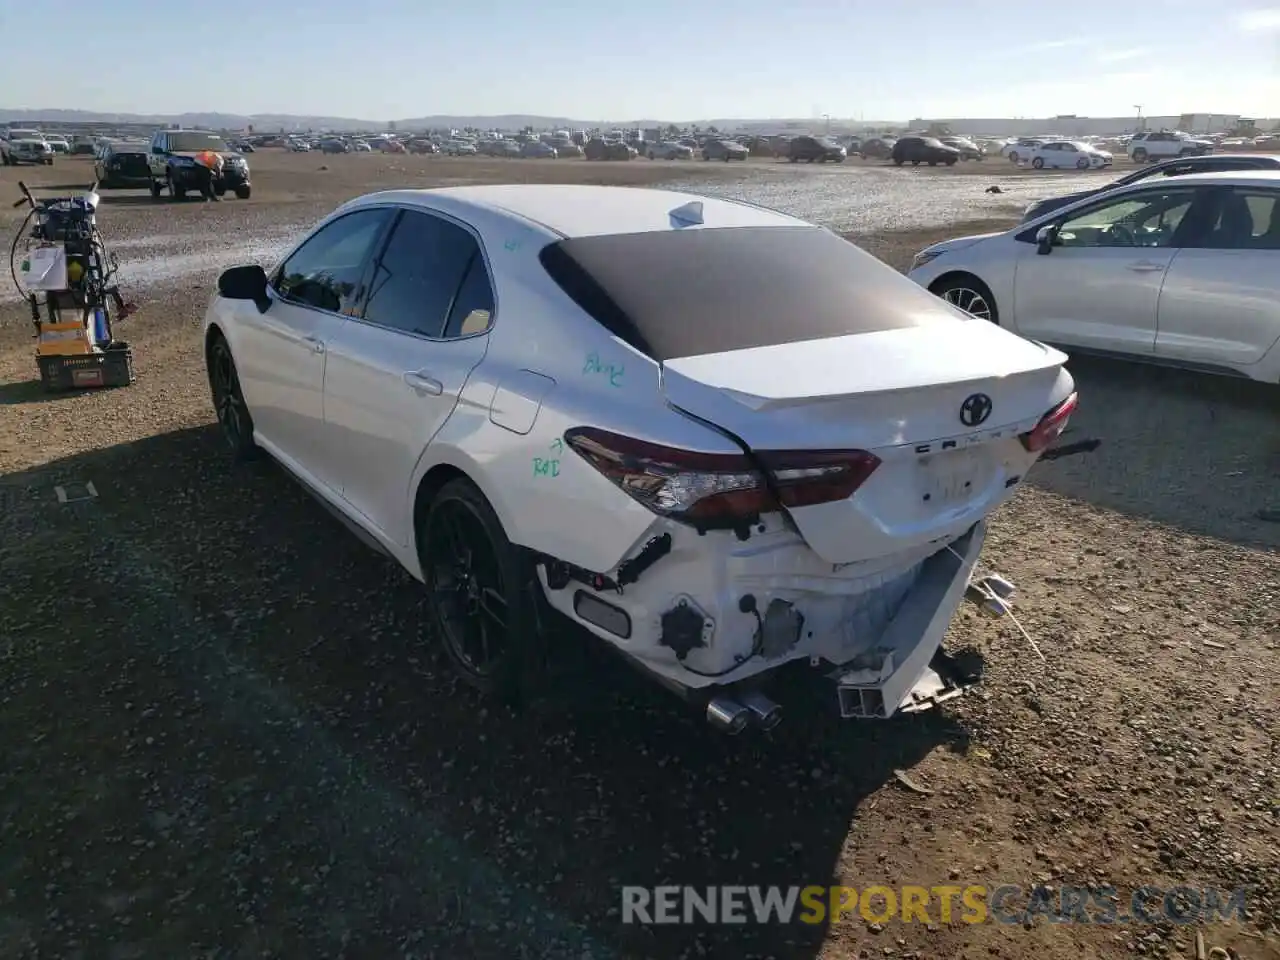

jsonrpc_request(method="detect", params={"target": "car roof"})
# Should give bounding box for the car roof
[351,185,807,239]
[1143,170,1280,186]
[1159,152,1280,164]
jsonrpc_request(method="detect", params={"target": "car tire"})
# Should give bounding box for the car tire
[945,157,956,166]
[169,174,185,200]
[1076,157,1090,169]
[893,157,904,166]
[1132,148,1148,162]
[420,477,543,702]
[1032,157,1045,169]
[1008,152,1020,163]
[207,334,261,462]
[911,160,920,166]
[149,179,162,199]
[931,274,999,324]
[235,184,251,199]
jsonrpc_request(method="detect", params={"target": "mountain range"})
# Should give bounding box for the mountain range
[0,108,894,132]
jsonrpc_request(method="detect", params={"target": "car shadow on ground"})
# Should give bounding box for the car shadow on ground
[0,424,968,958]
[1029,354,1280,548]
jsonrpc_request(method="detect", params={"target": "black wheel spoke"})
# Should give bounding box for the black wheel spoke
[478,587,507,630]
[426,499,509,680]
[443,512,471,565]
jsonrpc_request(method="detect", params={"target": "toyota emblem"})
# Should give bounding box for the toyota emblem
[959,393,993,427]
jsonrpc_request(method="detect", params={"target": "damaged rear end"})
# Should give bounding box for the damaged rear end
[539,220,1076,729]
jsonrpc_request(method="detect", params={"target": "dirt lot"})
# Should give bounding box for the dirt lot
[0,152,1277,960]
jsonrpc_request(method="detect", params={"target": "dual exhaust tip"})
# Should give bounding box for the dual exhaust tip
[706,690,782,734]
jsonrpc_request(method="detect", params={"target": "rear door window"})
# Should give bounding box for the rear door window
[360,210,484,337]
[1200,189,1280,249]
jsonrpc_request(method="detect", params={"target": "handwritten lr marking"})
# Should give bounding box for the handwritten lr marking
[533,457,561,478]
[583,352,624,388]
[549,437,564,455]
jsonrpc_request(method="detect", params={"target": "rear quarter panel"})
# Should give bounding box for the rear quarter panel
[407,217,745,575]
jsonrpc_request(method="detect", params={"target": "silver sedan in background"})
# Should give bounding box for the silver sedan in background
[907,170,1280,384]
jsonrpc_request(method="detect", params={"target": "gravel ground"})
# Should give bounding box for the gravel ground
[0,153,1276,960]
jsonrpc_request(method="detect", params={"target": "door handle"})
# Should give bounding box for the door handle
[403,371,443,395]
[1127,260,1165,272]
[301,335,325,354]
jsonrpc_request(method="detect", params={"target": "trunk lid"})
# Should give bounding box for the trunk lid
[661,322,1069,564]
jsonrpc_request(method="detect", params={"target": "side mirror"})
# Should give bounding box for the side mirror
[1035,224,1059,255]
[218,264,271,312]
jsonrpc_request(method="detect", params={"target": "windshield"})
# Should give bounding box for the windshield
[169,132,228,152]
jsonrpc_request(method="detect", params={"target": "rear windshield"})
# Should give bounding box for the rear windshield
[539,225,954,362]
[169,132,228,152]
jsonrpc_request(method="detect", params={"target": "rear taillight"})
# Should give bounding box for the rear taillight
[1020,392,1078,453]
[564,427,881,528]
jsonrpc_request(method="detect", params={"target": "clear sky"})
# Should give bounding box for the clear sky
[1,0,1277,121]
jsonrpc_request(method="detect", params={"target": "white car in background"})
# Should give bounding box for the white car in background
[907,170,1280,383]
[1027,141,1113,170]
[202,185,1076,732]
[1002,138,1046,163]
[445,138,477,156]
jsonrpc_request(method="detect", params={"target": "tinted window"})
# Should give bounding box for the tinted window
[168,132,228,152]
[443,254,496,337]
[361,210,480,337]
[1057,189,1199,249]
[540,226,959,362]
[274,209,390,313]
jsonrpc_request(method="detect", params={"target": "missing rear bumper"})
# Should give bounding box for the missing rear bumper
[830,521,986,718]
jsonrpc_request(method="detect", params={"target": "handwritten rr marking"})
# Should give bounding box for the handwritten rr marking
[583,351,624,388]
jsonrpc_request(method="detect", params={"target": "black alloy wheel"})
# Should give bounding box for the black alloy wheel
[423,479,540,700]
[208,337,259,460]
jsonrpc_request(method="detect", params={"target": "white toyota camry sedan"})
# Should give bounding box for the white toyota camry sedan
[907,171,1280,384]
[204,184,1076,732]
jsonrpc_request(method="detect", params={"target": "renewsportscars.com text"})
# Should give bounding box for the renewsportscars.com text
[621,885,1249,926]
